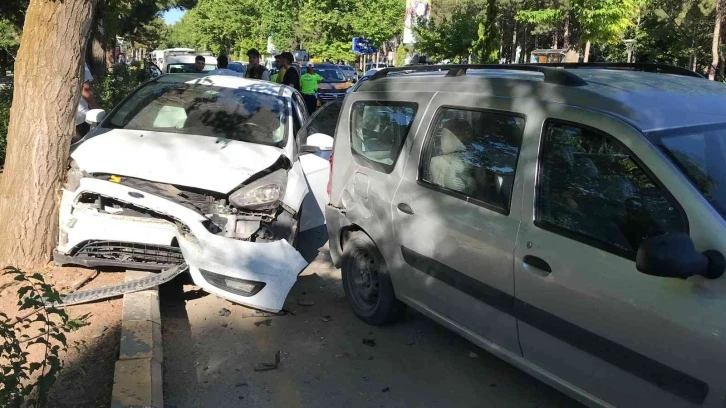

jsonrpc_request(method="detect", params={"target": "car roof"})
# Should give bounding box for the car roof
[155,74,294,98]
[358,68,726,132]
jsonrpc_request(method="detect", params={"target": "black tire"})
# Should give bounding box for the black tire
[341,231,405,325]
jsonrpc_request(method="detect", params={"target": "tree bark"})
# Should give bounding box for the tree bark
[0,0,96,269]
[583,40,591,63]
[710,0,723,80]
[89,11,107,78]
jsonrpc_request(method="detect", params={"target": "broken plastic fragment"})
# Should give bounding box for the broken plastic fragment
[254,350,281,372]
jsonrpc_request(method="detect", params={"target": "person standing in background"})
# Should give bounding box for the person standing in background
[209,55,242,76]
[194,55,206,72]
[275,54,286,84]
[74,64,100,143]
[300,62,323,114]
[280,52,300,91]
[244,49,270,81]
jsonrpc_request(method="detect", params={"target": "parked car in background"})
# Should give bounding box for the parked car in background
[364,62,390,72]
[313,62,352,105]
[57,74,334,312]
[338,64,357,82]
[228,61,247,75]
[325,63,726,408]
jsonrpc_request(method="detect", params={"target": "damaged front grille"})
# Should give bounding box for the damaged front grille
[91,174,224,214]
[72,240,184,268]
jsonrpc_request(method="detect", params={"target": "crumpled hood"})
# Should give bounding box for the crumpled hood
[72,129,288,194]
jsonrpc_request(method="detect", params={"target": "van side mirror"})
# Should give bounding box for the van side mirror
[85,109,106,127]
[301,133,334,153]
[636,233,725,279]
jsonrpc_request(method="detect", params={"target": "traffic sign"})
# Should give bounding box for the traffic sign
[352,37,377,55]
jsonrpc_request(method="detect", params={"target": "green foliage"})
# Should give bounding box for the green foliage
[94,63,145,112]
[0,19,19,52]
[413,1,500,63]
[395,44,408,67]
[0,267,90,408]
[0,83,11,166]
[167,0,403,62]
[517,0,643,46]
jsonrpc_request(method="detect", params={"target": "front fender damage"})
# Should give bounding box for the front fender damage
[56,175,310,312]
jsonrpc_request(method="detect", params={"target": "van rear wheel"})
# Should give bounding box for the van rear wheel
[341,232,404,325]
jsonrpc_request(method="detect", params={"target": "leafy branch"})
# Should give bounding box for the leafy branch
[0,267,89,408]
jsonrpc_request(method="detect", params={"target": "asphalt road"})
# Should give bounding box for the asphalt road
[160,239,583,408]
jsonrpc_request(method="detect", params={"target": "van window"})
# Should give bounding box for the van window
[350,101,418,173]
[536,121,686,258]
[420,107,524,213]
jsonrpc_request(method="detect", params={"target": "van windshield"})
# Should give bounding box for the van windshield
[651,123,726,219]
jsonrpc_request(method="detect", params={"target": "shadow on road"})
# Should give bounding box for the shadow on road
[159,244,583,408]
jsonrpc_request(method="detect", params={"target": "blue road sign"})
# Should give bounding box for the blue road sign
[352,37,377,54]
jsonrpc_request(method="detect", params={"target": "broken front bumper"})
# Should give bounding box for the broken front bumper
[56,178,307,312]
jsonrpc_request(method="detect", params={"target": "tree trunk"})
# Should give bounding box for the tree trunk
[710,0,723,80]
[583,40,591,63]
[88,10,107,79]
[0,0,96,269]
[563,14,571,49]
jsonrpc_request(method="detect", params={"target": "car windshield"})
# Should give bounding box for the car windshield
[315,67,346,82]
[105,81,288,147]
[167,63,216,73]
[651,123,726,219]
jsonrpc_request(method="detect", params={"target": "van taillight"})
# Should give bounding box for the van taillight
[327,152,334,197]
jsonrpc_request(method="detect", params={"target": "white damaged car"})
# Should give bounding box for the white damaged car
[55,74,342,312]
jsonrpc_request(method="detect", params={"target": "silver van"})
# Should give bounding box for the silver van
[322,64,726,408]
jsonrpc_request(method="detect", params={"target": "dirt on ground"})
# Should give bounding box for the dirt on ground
[0,264,124,407]
[161,245,583,408]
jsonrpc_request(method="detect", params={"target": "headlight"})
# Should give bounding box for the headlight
[229,168,287,210]
[65,159,86,192]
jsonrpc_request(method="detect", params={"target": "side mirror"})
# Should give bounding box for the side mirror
[301,133,334,153]
[85,109,106,127]
[636,233,725,280]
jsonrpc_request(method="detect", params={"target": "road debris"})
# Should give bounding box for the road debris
[468,351,478,358]
[321,315,332,322]
[254,350,281,372]
[382,387,391,393]
[221,322,228,328]
[367,356,374,360]
[335,352,350,358]
[219,308,231,317]
[235,382,248,387]
[254,319,272,327]
[362,338,376,347]
[297,299,315,306]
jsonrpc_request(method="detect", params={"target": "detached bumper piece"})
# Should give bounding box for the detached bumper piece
[52,264,188,307]
[55,240,184,270]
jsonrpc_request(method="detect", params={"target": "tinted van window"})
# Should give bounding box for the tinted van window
[420,108,524,212]
[350,101,417,173]
[537,121,686,257]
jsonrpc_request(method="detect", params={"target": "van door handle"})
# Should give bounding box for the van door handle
[523,255,552,274]
[397,203,414,215]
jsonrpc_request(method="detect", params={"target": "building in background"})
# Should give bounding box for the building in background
[403,0,431,45]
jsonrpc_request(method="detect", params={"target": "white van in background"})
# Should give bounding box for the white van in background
[150,48,217,73]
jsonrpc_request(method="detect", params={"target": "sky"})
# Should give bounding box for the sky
[162,8,186,25]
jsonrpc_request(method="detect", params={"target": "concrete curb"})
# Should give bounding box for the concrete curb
[111,271,164,408]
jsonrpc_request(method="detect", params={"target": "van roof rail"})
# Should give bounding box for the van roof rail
[533,62,705,78]
[369,64,588,87]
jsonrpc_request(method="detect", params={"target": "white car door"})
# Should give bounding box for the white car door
[296,99,344,233]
